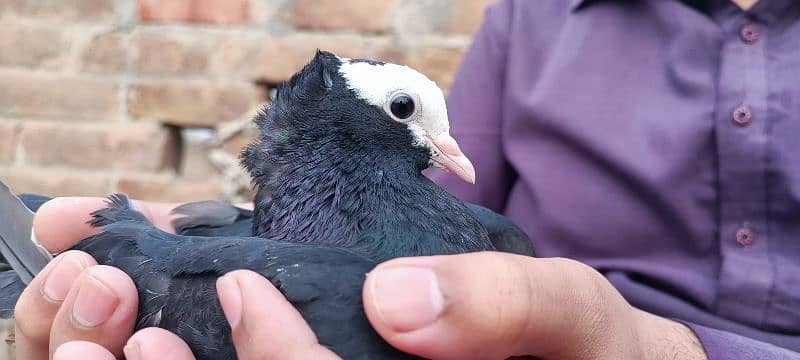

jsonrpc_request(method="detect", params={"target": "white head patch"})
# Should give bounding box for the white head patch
[337,58,449,147]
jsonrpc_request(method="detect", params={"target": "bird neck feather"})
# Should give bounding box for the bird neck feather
[249,152,491,261]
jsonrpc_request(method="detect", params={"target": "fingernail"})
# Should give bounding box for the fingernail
[72,268,120,327]
[368,267,444,332]
[124,341,141,360]
[217,275,243,329]
[42,253,88,302]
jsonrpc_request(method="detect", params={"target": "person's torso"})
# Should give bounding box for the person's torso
[499,0,800,334]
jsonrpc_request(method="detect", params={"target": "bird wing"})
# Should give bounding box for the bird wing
[72,194,412,360]
[466,203,535,257]
[171,200,254,237]
[170,200,537,257]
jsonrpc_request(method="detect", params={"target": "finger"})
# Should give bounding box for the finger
[53,341,116,360]
[33,197,180,252]
[217,270,340,360]
[14,251,96,360]
[131,199,182,234]
[363,253,628,360]
[33,197,108,252]
[123,327,195,360]
[49,265,139,359]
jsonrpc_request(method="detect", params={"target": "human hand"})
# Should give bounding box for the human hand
[53,252,708,360]
[14,197,179,359]
[52,269,339,360]
[16,197,331,360]
[361,253,707,359]
[18,197,708,360]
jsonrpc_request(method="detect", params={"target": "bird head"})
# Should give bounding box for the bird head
[244,50,476,184]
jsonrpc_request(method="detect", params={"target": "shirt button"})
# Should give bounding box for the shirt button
[736,227,756,246]
[732,105,753,126]
[740,24,759,44]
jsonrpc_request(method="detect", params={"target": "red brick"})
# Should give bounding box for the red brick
[138,0,189,22]
[0,167,110,197]
[0,0,115,22]
[0,23,71,69]
[19,122,179,172]
[132,32,211,75]
[128,81,263,127]
[81,32,128,74]
[212,33,379,82]
[220,128,256,156]
[444,0,495,34]
[247,0,280,25]
[372,44,408,66]
[211,34,256,77]
[0,72,119,121]
[246,35,368,83]
[289,0,397,32]
[138,0,250,25]
[116,175,222,202]
[179,128,219,179]
[404,46,466,91]
[0,122,19,163]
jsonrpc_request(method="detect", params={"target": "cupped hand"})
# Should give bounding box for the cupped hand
[19,197,707,360]
[52,270,338,360]
[15,197,179,359]
[362,253,706,359]
[17,197,335,360]
[51,252,707,360]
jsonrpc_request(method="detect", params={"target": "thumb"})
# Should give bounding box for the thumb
[362,252,635,360]
[216,270,340,360]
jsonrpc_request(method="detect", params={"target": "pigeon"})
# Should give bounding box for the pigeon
[238,51,498,263]
[73,194,401,359]
[0,50,534,359]
[172,200,534,257]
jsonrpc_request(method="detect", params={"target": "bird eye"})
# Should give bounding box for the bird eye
[388,93,415,121]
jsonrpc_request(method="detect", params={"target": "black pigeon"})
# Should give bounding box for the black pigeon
[0,51,534,359]
[173,200,534,257]
[75,194,400,359]
[238,51,498,263]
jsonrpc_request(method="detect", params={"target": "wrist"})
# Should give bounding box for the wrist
[633,308,707,360]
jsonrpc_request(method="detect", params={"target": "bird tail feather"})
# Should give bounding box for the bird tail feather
[88,194,148,227]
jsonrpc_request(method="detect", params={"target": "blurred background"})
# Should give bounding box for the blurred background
[0,0,493,203]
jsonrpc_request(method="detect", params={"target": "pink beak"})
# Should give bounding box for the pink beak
[426,133,476,184]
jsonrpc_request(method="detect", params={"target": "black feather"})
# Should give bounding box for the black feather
[466,204,535,257]
[0,51,535,360]
[172,200,535,257]
[171,201,251,236]
[71,194,412,359]
[242,51,496,263]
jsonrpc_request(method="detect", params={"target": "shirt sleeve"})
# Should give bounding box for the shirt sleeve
[684,322,800,359]
[427,0,517,212]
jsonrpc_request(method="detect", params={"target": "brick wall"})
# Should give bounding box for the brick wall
[0,0,494,202]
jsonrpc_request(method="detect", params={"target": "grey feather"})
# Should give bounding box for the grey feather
[0,181,52,284]
[171,200,241,233]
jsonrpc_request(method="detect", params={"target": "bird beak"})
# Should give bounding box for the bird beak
[426,133,476,184]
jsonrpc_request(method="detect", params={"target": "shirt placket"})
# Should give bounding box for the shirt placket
[713,9,774,327]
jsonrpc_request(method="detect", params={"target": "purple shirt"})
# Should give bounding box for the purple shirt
[430,0,800,358]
